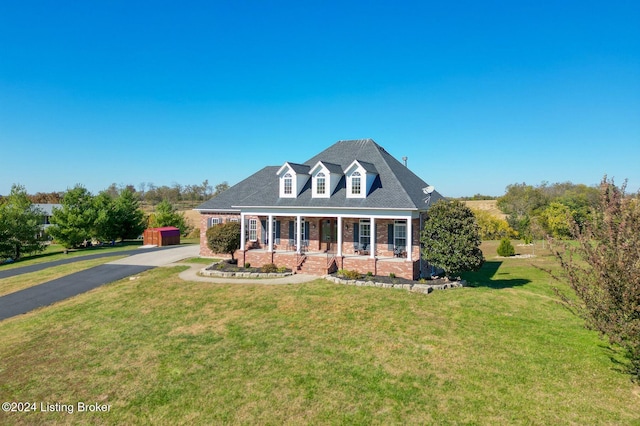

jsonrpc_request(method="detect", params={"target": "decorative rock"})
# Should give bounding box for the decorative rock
[328,275,466,295]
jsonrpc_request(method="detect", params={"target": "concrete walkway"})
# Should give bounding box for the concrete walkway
[177,263,319,285]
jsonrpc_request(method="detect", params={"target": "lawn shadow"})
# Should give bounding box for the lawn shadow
[461,260,531,289]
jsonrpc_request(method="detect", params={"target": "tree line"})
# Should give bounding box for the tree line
[0,180,229,261]
[467,181,608,241]
[0,180,230,208]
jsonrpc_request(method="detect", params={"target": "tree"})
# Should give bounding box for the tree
[214,181,229,196]
[206,222,241,261]
[0,184,46,261]
[539,202,573,239]
[112,187,146,240]
[149,200,191,235]
[93,191,119,243]
[471,209,516,240]
[549,177,640,380]
[92,188,145,243]
[48,185,96,250]
[421,200,485,278]
[497,183,548,238]
[496,237,515,256]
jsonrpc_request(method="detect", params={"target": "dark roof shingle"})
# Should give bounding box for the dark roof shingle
[196,139,443,211]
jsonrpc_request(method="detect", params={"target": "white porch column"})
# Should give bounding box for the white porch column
[296,215,302,254]
[406,215,413,262]
[268,214,274,252]
[240,213,246,250]
[337,216,343,257]
[370,216,376,259]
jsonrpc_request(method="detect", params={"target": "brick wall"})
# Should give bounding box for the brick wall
[199,212,242,257]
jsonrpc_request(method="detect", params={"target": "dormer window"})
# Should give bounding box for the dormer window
[309,161,342,198]
[345,160,378,198]
[277,162,310,198]
[351,172,361,195]
[283,173,293,195]
[316,173,326,195]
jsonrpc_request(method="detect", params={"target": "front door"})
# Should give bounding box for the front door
[321,219,336,252]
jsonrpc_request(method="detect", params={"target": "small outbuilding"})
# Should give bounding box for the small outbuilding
[143,227,180,246]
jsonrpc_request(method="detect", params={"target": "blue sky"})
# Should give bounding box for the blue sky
[1,1,638,197]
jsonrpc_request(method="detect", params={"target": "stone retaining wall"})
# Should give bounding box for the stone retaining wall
[200,266,293,279]
[324,275,466,294]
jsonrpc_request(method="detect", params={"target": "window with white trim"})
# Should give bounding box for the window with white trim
[248,219,258,241]
[284,173,293,195]
[228,217,239,223]
[351,171,361,195]
[394,220,407,249]
[359,219,370,248]
[316,172,326,195]
[208,217,221,228]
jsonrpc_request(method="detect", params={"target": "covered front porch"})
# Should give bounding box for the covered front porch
[238,210,428,280]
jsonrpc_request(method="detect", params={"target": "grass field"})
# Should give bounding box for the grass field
[0,241,638,424]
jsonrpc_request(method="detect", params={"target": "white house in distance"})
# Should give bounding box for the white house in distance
[33,203,61,238]
[195,139,443,280]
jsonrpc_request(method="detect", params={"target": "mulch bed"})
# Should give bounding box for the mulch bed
[209,260,292,274]
[210,260,450,285]
[332,272,451,286]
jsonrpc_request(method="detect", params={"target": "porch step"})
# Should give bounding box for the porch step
[297,254,334,275]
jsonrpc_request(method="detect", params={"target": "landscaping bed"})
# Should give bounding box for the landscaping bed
[200,260,293,278]
[329,270,465,294]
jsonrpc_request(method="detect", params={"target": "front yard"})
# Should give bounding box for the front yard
[0,241,638,424]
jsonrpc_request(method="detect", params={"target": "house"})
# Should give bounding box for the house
[195,139,443,280]
[33,203,61,238]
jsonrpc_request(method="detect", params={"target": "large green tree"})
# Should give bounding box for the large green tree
[0,184,46,261]
[421,200,485,278]
[149,200,190,235]
[94,187,145,242]
[497,183,548,237]
[113,187,146,240]
[48,185,97,250]
[471,208,516,240]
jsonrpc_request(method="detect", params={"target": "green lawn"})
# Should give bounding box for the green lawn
[0,242,638,424]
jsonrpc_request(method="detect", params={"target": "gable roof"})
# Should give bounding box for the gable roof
[196,139,443,211]
[309,161,343,175]
[277,162,311,176]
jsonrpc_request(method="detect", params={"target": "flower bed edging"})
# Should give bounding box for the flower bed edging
[200,266,293,279]
[324,275,466,294]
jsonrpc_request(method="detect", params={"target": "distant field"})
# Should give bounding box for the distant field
[0,241,638,424]
[464,199,507,219]
[181,209,201,230]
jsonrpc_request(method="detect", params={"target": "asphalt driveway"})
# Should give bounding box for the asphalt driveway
[0,245,173,279]
[0,245,199,321]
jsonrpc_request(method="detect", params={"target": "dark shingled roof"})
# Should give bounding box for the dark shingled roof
[196,139,443,211]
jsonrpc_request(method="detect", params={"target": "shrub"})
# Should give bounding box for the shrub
[548,177,640,380]
[337,269,361,280]
[261,263,278,273]
[389,272,396,279]
[497,237,516,256]
[206,222,241,261]
[276,266,288,273]
[421,200,484,278]
[244,263,251,269]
